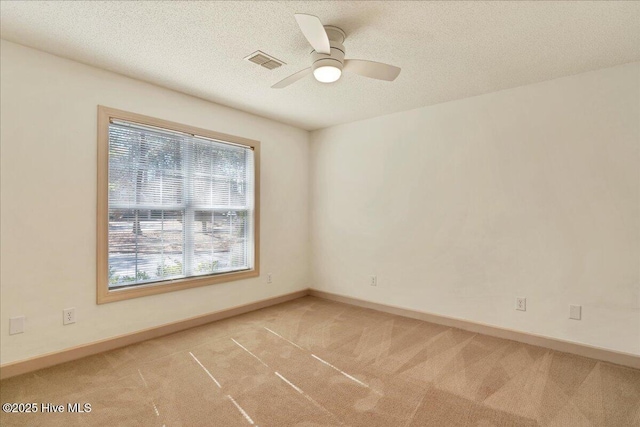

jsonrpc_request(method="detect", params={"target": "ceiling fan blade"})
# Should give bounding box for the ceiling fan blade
[343,59,401,81]
[294,13,331,54]
[271,67,312,89]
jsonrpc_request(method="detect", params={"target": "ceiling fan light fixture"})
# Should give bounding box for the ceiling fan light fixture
[271,13,401,89]
[313,65,342,83]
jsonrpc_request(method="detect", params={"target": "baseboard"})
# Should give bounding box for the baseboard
[3,288,637,380]
[0,289,308,380]
[308,289,640,370]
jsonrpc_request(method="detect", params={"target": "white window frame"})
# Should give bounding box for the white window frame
[97,106,260,304]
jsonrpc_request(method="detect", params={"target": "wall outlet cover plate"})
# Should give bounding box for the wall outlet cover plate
[9,316,25,335]
[570,305,582,320]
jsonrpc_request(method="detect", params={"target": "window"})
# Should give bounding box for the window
[97,106,260,303]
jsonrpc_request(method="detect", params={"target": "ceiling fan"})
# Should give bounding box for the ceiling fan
[272,14,401,88]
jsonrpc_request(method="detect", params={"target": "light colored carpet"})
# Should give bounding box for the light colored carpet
[1,296,639,426]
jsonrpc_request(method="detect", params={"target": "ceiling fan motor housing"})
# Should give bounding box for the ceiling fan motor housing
[311,26,346,73]
[312,42,345,72]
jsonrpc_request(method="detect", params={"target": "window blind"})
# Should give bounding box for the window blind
[107,120,255,289]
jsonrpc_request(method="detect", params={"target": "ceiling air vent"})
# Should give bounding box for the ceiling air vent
[244,50,285,70]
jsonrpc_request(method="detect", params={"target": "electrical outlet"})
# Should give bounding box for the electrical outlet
[267,273,272,284]
[370,275,377,286]
[63,308,76,325]
[569,305,582,320]
[516,297,526,311]
[9,316,25,335]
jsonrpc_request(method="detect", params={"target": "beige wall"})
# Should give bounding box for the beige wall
[0,41,310,364]
[2,39,638,364]
[310,62,640,355]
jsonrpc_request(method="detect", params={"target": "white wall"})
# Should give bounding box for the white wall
[310,62,640,355]
[0,40,310,364]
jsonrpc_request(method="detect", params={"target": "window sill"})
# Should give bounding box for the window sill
[97,267,260,304]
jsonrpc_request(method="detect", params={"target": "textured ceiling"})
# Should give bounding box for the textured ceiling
[1,1,639,130]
